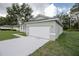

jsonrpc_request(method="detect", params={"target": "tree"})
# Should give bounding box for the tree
[56,13,70,30]
[0,17,6,26]
[62,14,70,30]
[5,15,18,28]
[6,3,33,31]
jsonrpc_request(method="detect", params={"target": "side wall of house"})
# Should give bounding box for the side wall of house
[54,21,63,40]
[50,22,56,41]
[50,21,63,41]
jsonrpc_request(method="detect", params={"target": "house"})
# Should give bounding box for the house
[70,12,79,23]
[22,14,63,41]
[70,5,79,26]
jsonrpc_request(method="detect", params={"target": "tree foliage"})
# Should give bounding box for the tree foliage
[6,3,33,25]
[56,13,70,30]
[0,17,6,26]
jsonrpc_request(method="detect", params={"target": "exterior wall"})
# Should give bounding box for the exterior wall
[19,23,27,32]
[50,22,56,41]
[26,21,54,38]
[69,12,79,27]
[54,21,63,40]
[70,12,79,22]
[25,26,29,35]
[26,20,63,41]
[50,21,63,41]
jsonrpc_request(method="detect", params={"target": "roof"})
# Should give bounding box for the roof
[30,14,55,21]
[26,14,63,27]
[70,11,79,16]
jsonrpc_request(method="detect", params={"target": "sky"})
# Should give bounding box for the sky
[54,3,74,13]
[0,3,74,17]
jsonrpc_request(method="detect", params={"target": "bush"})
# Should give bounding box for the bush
[0,29,17,31]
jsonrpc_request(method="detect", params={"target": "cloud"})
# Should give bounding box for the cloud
[44,4,58,17]
[0,14,6,17]
[32,4,68,17]
[29,3,49,17]
[66,8,71,15]
[32,11,40,17]
[0,3,70,17]
[67,10,70,14]
[44,4,70,17]
[0,3,12,16]
[0,3,50,17]
[58,7,67,14]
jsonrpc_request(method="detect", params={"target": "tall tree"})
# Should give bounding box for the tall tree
[6,3,33,31]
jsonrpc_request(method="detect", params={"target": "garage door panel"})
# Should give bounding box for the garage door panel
[29,27,50,39]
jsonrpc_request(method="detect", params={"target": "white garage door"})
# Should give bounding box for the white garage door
[29,27,50,39]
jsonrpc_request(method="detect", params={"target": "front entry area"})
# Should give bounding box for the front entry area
[29,27,50,39]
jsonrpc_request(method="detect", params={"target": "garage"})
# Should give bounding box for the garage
[29,27,50,39]
[25,14,63,41]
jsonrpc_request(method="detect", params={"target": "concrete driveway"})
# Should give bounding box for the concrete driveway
[0,36,49,56]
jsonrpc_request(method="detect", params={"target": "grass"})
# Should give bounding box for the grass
[31,31,79,56]
[0,30,26,41]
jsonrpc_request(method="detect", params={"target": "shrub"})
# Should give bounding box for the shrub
[0,29,17,31]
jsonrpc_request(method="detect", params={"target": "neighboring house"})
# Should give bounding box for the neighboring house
[22,14,63,41]
[70,12,79,24]
[70,6,79,26]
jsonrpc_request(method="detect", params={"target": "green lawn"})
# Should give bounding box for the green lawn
[0,30,26,41]
[31,31,79,56]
